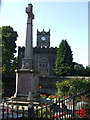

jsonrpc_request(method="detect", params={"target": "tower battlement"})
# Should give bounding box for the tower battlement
[34,46,57,54]
[18,46,57,54]
[37,29,50,35]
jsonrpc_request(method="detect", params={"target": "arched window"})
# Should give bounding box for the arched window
[38,58,49,77]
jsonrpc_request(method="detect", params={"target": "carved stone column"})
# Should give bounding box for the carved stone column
[22,4,34,69]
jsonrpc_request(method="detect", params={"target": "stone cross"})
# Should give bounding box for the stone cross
[22,4,34,69]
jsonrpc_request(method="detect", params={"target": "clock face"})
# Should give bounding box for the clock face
[41,36,46,41]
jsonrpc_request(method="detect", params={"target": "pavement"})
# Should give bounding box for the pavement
[0,111,22,119]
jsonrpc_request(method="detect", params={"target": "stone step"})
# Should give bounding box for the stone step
[6,100,40,106]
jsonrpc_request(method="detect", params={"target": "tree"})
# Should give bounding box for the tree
[73,62,90,76]
[2,26,18,75]
[54,39,73,75]
[84,65,90,76]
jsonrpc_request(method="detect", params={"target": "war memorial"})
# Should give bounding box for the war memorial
[14,4,40,102]
[0,3,90,119]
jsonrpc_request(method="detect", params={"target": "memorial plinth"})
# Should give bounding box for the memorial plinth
[15,69,39,100]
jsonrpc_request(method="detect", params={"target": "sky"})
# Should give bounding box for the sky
[0,0,89,67]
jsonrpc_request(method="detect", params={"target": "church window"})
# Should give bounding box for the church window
[39,63,41,66]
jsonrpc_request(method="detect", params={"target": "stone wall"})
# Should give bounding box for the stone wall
[2,76,90,97]
[39,76,90,95]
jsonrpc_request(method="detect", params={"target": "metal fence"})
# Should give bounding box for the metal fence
[0,89,90,120]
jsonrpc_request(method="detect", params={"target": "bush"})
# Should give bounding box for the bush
[56,77,90,97]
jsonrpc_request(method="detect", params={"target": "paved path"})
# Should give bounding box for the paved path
[0,111,22,119]
[0,104,22,119]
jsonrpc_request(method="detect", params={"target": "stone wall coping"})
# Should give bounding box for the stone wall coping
[40,76,90,79]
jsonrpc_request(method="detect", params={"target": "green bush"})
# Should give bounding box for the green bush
[56,77,90,97]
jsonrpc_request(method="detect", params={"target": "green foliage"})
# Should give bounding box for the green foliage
[2,26,18,75]
[40,94,47,99]
[84,65,90,76]
[56,78,90,97]
[48,95,56,100]
[35,106,53,119]
[54,39,90,76]
[72,63,90,76]
[54,39,73,76]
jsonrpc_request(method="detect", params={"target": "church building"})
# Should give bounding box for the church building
[18,29,57,77]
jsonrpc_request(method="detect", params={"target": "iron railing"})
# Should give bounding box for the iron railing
[0,89,90,120]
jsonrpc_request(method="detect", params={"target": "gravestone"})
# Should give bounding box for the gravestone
[14,4,39,101]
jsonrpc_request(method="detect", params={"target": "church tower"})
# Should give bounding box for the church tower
[37,29,50,47]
